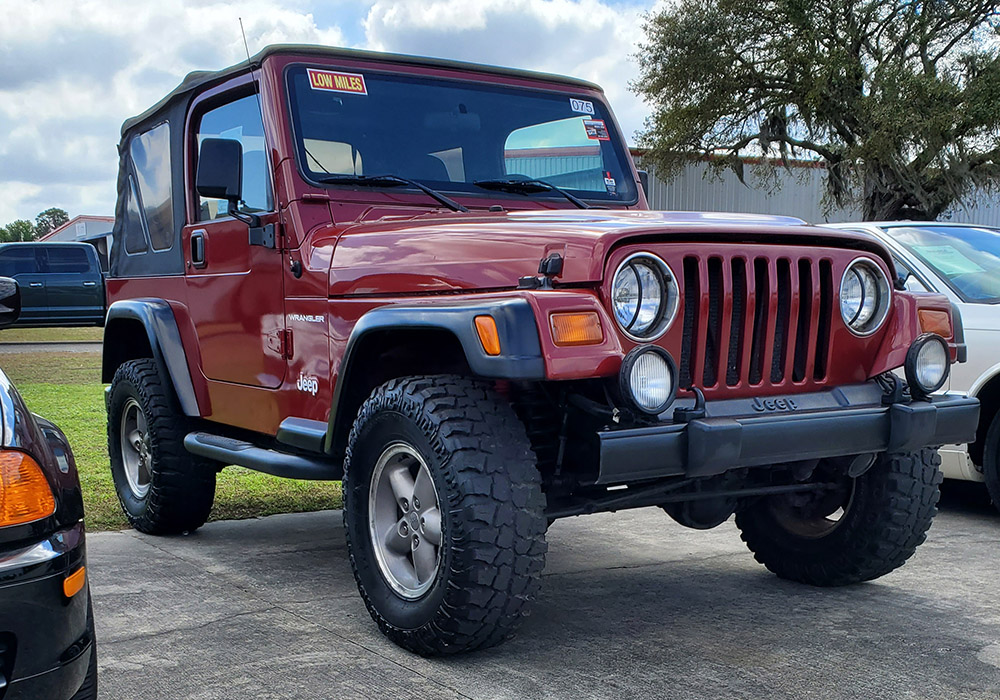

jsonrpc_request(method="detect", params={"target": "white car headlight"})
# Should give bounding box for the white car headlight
[840,257,891,335]
[611,253,678,340]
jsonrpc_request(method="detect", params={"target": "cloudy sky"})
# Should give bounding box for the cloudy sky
[0,0,662,225]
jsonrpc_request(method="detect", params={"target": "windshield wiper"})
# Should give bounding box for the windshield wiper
[316,174,469,213]
[473,177,591,209]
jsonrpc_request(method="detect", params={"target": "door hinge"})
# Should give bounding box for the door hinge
[281,329,294,359]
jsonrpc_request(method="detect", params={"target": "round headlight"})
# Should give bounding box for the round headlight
[619,345,677,415]
[840,258,891,335]
[611,253,678,340]
[905,333,950,396]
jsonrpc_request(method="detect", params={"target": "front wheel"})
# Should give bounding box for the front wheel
[343,375,547,655]
[980,412,1000,511]
[735,448,942,586]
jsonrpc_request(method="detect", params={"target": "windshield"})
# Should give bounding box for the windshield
[286,65,637,204]
[883,225,1000,303]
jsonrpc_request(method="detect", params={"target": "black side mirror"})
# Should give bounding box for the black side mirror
[0,277,21,329]
[196,138,243,204]
[637,170,650,200]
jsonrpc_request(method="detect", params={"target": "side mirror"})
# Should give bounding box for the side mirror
[637,170,650,200]
[0,277,21,329]
[196,138,243,204]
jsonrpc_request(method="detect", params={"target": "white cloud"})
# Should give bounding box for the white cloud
[0,0,655,223]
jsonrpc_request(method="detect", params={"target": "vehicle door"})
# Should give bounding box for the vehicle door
[0,246,46,324]
[182,87,286,388]
[39,246,103,324]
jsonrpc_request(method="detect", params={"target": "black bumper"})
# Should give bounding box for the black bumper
[597,384,980,484]
[0,522,91,700]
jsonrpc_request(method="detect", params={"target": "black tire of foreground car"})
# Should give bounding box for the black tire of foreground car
[981,412,1000,510]
[343,375,547,655]
[107,359,217,535]
[735,448,942,586]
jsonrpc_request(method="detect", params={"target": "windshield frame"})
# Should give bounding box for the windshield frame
[881,223,1000,304]
[282,61,639,208]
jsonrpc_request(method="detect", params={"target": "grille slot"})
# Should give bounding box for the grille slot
[770,259,792,382]
[814,259,833,380]
[678,256,700,388]
[703,257,724,387]
[748,258,770,385]
[793,259,813,382]
[726,258,747,386]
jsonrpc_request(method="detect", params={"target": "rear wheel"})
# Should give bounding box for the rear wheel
[980,412,1000,511]
[343,375,547,655]
[107,359,216,535]
[735,448,942,586]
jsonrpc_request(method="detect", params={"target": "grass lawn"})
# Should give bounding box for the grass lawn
[0,327,104,342]
[2,351,342,531]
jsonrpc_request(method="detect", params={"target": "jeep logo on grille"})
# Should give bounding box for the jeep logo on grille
[751,397,798,412]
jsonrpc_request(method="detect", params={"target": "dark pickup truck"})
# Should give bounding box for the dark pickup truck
[0,243,104,327]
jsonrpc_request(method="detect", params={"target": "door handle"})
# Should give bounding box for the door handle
[191,230,207,268]
[83,281,97,287]
[28,282,43,287]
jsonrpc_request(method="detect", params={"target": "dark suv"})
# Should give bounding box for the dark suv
[0,243,104,327]
[101,45,978,655]
[0,278,96,698]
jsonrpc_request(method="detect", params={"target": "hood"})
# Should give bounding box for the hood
[327,209,889,296]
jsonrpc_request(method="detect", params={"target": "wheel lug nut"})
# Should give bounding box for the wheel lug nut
[401,522,408,534]
[412,535,419,547]
[413,497,421,510]
[401,498,409,511]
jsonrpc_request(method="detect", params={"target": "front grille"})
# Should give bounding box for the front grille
[679,254,833,390]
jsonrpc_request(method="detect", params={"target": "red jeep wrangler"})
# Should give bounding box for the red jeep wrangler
[102,45,979,655]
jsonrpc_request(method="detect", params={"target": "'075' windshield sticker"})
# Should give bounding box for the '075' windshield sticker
[583,118,610,141]
[307,68,368,95]
[570,98,595,115]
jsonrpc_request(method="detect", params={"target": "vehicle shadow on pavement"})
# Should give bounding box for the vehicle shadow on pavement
[92,506,1000,700]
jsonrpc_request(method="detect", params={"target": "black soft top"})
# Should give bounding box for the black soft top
[121,44,603,136]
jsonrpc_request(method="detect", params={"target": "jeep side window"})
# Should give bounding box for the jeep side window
[129,122,174,252]
[123,176,149,255]
[196,94,273,221]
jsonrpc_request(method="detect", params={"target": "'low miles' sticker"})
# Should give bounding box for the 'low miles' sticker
[307,68,368,95]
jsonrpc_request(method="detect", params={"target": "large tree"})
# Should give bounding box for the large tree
[33,207,69,237]
[633,1,1000,220]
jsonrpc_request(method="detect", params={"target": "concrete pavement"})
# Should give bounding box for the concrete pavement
[90,490,1000,699]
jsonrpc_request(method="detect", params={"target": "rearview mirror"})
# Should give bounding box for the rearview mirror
[0,277,21,329]
[196,138,243,204]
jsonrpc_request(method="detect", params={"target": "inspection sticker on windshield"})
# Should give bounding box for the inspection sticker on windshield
[912,245,985,276]
[570,98,595,115]
[583,118,610,140]
[307,68,368,95]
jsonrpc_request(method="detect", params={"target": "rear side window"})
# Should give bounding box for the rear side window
[0,248,40,275]
[129,122,174,251]
[123,177,149,255]
[46,247,91,273]
[195,93,272,221]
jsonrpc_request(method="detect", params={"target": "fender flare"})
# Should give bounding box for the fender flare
[322,297,545,454]
[102,299,200,416]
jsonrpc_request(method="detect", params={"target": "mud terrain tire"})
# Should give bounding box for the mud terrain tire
[107,359,216,535]
[735,448,942,586]
[343,375,547,655]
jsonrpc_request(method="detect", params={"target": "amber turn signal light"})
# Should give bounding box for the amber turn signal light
[64,566,87,598]
[0,450,55,527]
[918,309,952,338]
[474,315,502,356]
[550,312,604,347]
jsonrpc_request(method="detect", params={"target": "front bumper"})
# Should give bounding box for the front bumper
[597,383,980,484]
[0,522,91,700]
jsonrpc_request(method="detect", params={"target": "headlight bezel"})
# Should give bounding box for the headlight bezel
[840,256,892,337]
[611,252,679,341]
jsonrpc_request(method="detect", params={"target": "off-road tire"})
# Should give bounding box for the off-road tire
[981,412,1000,511]
[735,448,943,586]
[69,599,97,700]
[343,375,547,655]
[108,359,216,535]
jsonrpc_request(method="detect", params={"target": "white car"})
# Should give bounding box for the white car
[824,221,1000,509]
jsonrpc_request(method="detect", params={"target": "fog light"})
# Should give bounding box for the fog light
[619,346,677,415]
[904,333,949,396]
